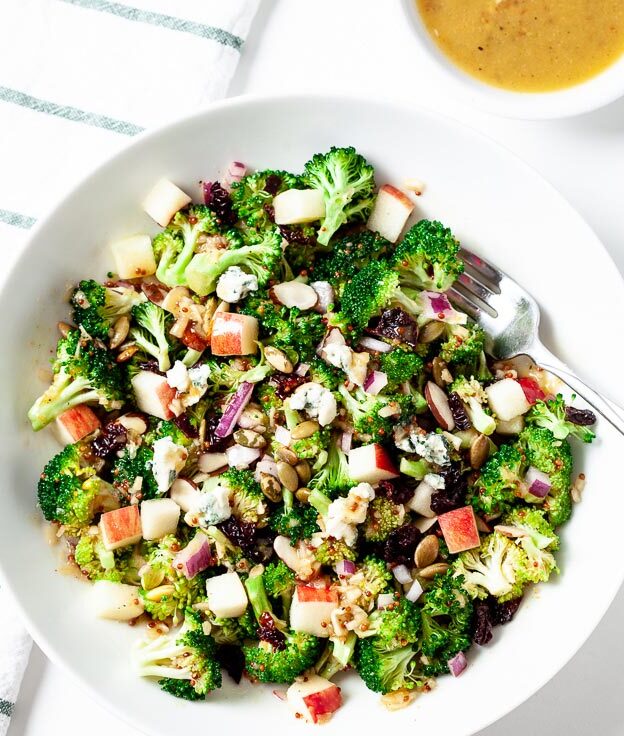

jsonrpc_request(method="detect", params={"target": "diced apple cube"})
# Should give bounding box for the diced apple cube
[406,479,436,518]
[140,498,180,541]
[131,370,175,420]
[110,234,157,279]
[287,675,342,724]
[205,572,248,618]
[99,505,142,551]
[485,378,530,421]
[273,189,326,225]
[210,312,258,356]
[438,506,480,554]
[496,415,525,435]
[142,178,192,227]
[91,581,144,621]
[170,478,203,513]
[161,286,190,316]
[348,443,399,484]
[290,585,340,637]
[366,184,415,243]
[56,405,100,444]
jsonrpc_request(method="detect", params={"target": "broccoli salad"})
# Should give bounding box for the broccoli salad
[29,147,597,723]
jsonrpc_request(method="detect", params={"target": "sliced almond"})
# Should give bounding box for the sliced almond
[425,381,455,431]
[271,281,319,310]
[265,346,294,374]
[469,433,489,469]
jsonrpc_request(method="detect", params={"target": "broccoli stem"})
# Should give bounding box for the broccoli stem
[244,566,285,629]
[399,458,428,480]
[308,489,331,518]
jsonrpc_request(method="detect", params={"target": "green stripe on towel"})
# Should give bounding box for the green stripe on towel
[0,86,143,136]
[0,209,36,230]
[0,699,14,717]
[58,0,244,49]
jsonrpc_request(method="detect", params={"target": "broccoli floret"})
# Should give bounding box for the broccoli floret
[112,445,159,500]
[356,639,422,694]
[71,280,146,339]
[130,302,172,372]
[28,329,124,430]
[338,385,416,443]
[37,443,119,526]
[392,219,464,293]
[257,384,281,413]
[203,525,245,566]
[133,609,222,699]
[419,571,473,676]
[519,426,573,527]
[210,609,258,645]
[314,538,357,566]
[379,349,424,388]
[357,555,393,600]
[452,533,525,602]
[311,231,389,291]
[185,228,283,296]
[307,357,343,391]
[303,146,376,246]
[264,561,296,618]
[231,170,302,231]
[200,357,271,394]
[315,632,357,680]
[368,596,421,648]
[156,419,194,447]
[469,443,525,516]
[270,490,320,543]
[74,531,136,583]
[363,497,405,542]
[439,323,488,378]
[309,440,355,496]
[151,205,220,288]
[451,375,497,435]
[243,630,322,684]
[501,508,559,583]
[291,427,331,460]
[220,468,267,525]
[526,394,596,443]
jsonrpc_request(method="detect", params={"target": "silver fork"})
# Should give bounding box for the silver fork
[447,247,624,437]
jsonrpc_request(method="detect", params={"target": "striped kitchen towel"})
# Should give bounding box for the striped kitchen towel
[0,1,260,732]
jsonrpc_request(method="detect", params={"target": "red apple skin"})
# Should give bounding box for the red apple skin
[296,585,339,604]
[100,505,142,550]
[438,506,480,554]
[210,312,259,356]
[181,323,210,351]
[517,377,545,405]
[303,685,342,723]
[380,184,414,210]
[374,444,399,475]
[57,405,100,442]
[155,382,176,420]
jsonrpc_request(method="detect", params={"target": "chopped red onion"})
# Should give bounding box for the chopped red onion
[525,466,551,498]
[448,652,468,677]
[215,382,253,438]
[202,181,215,205]
[358,335,392,353]
[226,445,261,469]
[334,559,357,576]
[377,593,395,609]
[295,363,310,377]
[274,425,292,446]
[272,689,287,702]
[174,534,213,579]
[392,564,412,584]
[221,161,247,191]
[340,430,353,453]
[406,579,424,603]
[363,370,388,396]
[420,291,467,325]
[198,452,228,473]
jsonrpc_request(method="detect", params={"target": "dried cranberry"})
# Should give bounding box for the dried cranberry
[218,517,261,561]
[204,415,230,453]
[216,644,246,684]
[377,480,413,506]
[258,612,287,651]
[205,182,237,227]
[137,360,165,376]
[430,465,468,514]
[491,596,523,625]
[92,422,127,459]
[279,225,317,247]
[141,282,169,306]
[366,308,419,347]
[263,203,275,222]
[264,174,283,196]
[382,524,421,566]
[565,406,596,426]
[448,392,471,430]
[173,413,198,439]
[271,372,306,399]
[472,601,493,645]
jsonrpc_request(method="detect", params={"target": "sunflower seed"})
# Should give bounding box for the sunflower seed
[109,315,130,349]
[295,487,311,503]
[116,344,139,362]
[57,321,72,338]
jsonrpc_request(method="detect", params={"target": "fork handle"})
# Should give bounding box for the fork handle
[536,359,624,437]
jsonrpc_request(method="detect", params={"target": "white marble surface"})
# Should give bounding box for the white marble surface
[9,1,624,733]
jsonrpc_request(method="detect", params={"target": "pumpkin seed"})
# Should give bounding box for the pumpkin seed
[277,461,299,492]
[432,356,452,388]
[419,321,445,344]
[233,428,266,449]
[116,344,139,363]
[295,460,311,485]
[295,487,311,503]
[414,535,439,569]
[260,473,283,503]
[145,584,176,602]
[418,562,449,580]
[57,321,72,338]
[109,315,130,349]
[291,420,320,440]
[469,433,490,469]
[275,445,298,465]
[264,346,294,374]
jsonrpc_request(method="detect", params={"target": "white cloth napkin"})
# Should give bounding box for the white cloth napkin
[0,0,261,732]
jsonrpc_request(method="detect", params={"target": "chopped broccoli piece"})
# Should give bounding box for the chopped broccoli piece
[311,231,389,291]
[338,385,416,443]
[368,596,421,649]
[112,444,159,500]
[363,497,405,542]
[74,531,137,583]
[379,349,424,388]
[314,538,357,566]
[526,394,596,443]
[501,508,559,583]
[270,489,320,543]
[307,357,344,391]
[231,170,302,231]
[71,280,146,339]
[264,561,296,618]
[130,302,172,372]
[309,440,355,496]
[291,427,331,460]
[356,639,423,694]
[469,443,525,517]
[220,468,267,525]
[243,630,322,684]
[439,323,488,378]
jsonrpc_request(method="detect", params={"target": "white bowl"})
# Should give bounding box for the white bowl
[1,94,623,736]
[403,0,624,119]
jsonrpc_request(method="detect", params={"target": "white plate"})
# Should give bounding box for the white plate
[0,95,623,736]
